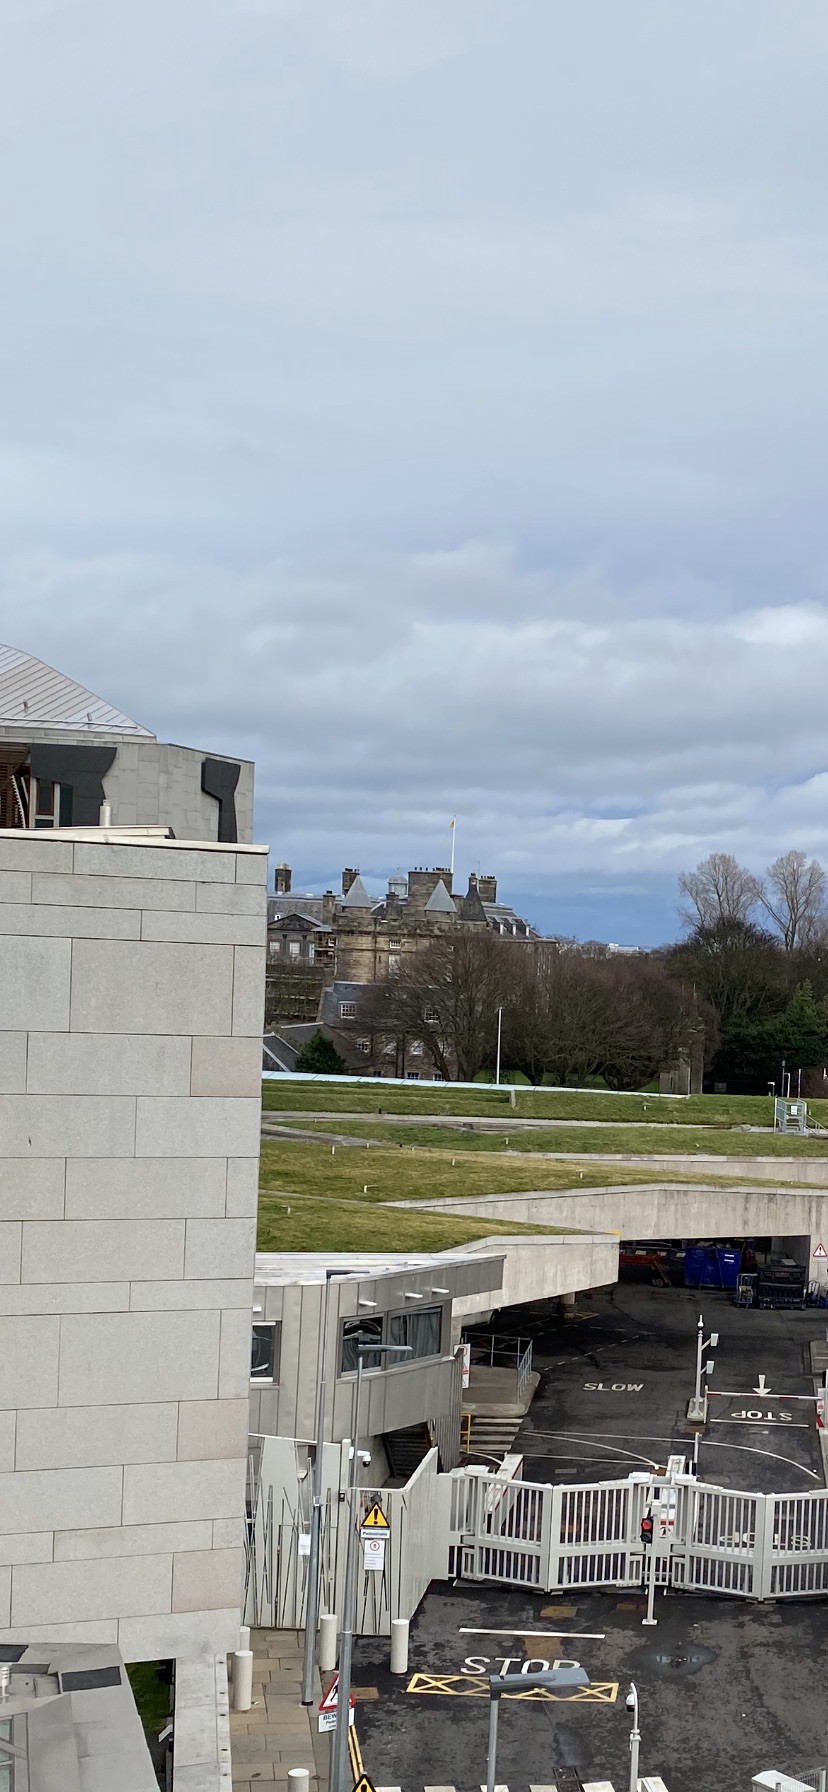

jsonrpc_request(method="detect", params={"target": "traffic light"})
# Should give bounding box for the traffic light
[640,1511,654,1547]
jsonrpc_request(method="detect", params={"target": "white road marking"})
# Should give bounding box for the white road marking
[709,1390,815,1402]
[526,1429,819,1480]
[754,1373,771,1394]
[459,1628,605,1640]
[710,1418,808,1429]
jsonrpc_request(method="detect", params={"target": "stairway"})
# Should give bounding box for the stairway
[384,1422,432,1480]
[461,1412,527,1459]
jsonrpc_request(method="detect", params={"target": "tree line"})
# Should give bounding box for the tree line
[296,848,828,1092]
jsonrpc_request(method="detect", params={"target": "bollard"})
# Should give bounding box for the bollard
[318,1613,338,1673]
[390,1618,409,1675]
[239,1625,250,1653]
[232,1650,253,1711]
[288,1772,310,1792]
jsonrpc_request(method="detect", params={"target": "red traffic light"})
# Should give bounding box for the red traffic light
[640,1512,654,1546]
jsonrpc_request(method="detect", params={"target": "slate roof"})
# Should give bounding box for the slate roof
[318,981,368,1025]
[459,882,487,922]
[424,877,456,914]
[340,873,371,908]
[0,643,154,736]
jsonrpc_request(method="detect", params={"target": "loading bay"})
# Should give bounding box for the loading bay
[350,1284,828,1791]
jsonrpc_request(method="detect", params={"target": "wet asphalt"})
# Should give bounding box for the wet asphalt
[350,1283,828,1791]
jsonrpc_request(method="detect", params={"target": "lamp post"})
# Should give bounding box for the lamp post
[495,1006,503,1086]
[485,1667,588,1792]
[330,1340,412,1792]
[626,1682,641,1792]
[302,1269,339,1706]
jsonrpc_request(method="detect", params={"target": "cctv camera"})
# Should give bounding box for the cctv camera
[359,1451,372,1466]
[626,1691,636,1712]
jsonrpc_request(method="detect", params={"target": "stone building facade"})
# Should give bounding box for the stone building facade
[0,828,266,1660]
[0,645,265,1665]
[266,862,538,1025]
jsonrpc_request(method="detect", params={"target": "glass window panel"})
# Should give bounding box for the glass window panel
[251,1321,281,1382]
[341,1315,382,1373]
[389,1306,442,1361]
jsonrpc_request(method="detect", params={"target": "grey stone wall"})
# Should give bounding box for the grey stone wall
[0,829,266,1660]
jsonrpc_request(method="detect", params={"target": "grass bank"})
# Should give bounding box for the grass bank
[289,1118,828,1160]
[258,1139,744,1208]
[263,1080,828,1128]
[257,1191,570,1253]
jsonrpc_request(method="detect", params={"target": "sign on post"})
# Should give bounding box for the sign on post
[360,1501,390,1534]
[362,1533,387,1573]
[317,1674,355,1734]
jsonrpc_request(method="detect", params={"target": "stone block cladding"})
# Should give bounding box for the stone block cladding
[0,829,266,1660]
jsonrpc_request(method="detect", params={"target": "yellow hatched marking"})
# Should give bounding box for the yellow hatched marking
[404,1673,618,1704]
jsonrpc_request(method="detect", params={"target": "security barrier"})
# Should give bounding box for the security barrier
[243,1439,828,1637]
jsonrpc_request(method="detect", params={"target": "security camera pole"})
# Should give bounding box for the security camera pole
[687,1312,719,1422]
[302,1268,338,1706]
[330,1340,412,1792]
[626,1682,641,1792]
[486,1667,588,1792]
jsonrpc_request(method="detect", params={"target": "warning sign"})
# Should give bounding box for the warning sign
[362,1533,387,1573]
[813,1242,827,1261]
[360,1501,390,1532]
[317,1674,355,1733]
[352,1777,378,1792]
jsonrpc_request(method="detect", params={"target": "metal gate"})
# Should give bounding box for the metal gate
[445,1467,828,1603]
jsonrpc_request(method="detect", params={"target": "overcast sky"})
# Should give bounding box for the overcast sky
[2,2,828,943]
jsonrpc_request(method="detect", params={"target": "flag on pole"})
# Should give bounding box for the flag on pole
[449,817,456,877]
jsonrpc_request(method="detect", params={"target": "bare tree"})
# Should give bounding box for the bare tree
[678,853,761,931]
[759,850,827,952]
[362,931,513,1082]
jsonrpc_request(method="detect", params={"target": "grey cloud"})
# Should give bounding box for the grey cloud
[2,2,828,940]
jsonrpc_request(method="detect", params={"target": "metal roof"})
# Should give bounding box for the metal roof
[0,643,154,736]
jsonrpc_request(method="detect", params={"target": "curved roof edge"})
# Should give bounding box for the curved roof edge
[0,643,155,737]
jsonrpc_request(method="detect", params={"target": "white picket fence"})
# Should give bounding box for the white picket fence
[244,1439,828,1637]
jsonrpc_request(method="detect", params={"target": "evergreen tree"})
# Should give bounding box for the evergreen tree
[294,1031,346,1075]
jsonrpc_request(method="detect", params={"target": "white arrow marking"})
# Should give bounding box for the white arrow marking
[753,1373,771,1395]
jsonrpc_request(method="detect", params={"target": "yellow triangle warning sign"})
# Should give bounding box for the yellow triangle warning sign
[353,1776,377,1792]
[360,1500,390,1530]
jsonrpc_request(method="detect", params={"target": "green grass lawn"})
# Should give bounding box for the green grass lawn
[286,1118,828,1160]
[257,1191,571,1252]
[263,1079,828,1128]
[126,1662,170,1734]
[258,1139,753,1209]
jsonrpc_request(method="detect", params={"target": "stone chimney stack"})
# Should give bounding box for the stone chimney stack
[342,868,359,896]
[274,863,292,896]
[478,874,497,903]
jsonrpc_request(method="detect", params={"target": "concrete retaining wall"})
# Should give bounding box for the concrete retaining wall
[450,1231,619,1322]
[406,1182,828,1289]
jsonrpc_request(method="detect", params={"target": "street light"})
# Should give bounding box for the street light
[626,1683,641,1792]
[330,1340,412,1792]
[495,1006,503,1085]
[485,1668,588,1792]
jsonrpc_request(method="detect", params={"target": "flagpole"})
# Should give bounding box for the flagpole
[450,818,456,880]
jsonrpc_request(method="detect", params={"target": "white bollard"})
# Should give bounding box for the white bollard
[288,1772,310,1792]
[232,1650,253,1711]
[318,1613,338,1673]
[238,1625,250,1653]
[390,1618,409,1675]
